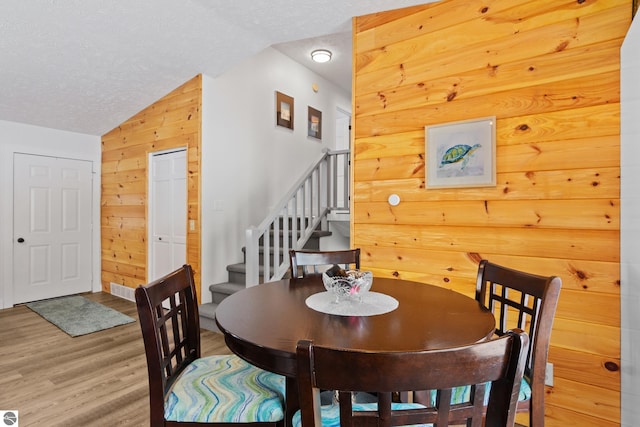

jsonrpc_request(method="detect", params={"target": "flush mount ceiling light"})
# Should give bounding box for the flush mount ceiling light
[311,49,332,63]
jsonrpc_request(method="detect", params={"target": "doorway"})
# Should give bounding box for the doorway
[148,149,187,282]
[335,107,351,151]
[335,107,351,208]
[13,153,93,304]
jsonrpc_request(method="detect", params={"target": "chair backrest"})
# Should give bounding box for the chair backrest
[296,329,529,427]
[289,249,360,279]
[135,264,201,426]
[475,259,562,426]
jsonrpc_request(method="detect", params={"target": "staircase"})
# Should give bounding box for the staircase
[199,149,350,332]
[200,224,331,331]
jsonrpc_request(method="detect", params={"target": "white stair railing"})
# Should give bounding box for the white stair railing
[245,149,350,286]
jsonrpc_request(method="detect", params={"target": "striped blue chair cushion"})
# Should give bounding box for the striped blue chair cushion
[517,377,532,402]
[291,378,532,427]
[165,355,286,423]
[292,401,429,427]
[439,377,532,406]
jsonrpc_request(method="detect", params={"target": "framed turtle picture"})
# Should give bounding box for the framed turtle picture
[425,116,496,189]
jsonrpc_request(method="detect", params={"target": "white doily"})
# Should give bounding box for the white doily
[305,291,399,316]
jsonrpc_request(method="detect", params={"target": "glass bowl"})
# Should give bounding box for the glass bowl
[322,269,373,303]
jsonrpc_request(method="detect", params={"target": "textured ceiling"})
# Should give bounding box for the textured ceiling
[0,0,432,136]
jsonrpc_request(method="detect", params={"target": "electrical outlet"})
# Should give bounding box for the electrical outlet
[545,362,554,386]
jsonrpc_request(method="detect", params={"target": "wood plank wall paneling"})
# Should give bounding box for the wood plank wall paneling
[100,75,202,300]
[352,1,629,425]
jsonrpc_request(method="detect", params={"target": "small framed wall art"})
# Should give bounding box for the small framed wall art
[276,91,294,129]
[425,116,496,189]
[308,106,322,140]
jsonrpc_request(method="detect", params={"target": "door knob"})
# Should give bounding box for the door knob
[17,238,25,243]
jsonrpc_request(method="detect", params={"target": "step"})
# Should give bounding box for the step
[302,230,332,249]
[227,262,290,284]
[200,282,246,333]
[226,263,264,284]
[265,229,332,239]
[199,302,220,332]
[244,229,333,263]
[209,281,246,303]
[243,246,288,266]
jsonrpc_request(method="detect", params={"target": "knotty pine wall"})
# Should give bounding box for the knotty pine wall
[101,75,202,298]
[352,1,629,426]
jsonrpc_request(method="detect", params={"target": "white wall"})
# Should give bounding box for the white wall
[200,47,351,301]
[0,120,101,309]
[621,14,640,427]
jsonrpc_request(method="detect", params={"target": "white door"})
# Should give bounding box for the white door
[335,108,351,207]
[149,149,187,282]
[13,153,93,304]
[335,108,351,151]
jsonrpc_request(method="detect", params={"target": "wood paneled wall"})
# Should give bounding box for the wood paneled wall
[101,75,202,298]
[352,1,629,425]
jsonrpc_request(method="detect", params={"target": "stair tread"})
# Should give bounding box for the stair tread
[199,302,218,319]
[227,263,251,273]
[241,231,332,254]
[209,282,245,293]
[221,221,335,288]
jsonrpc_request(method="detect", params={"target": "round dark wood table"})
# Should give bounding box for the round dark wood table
[215,275,495,426]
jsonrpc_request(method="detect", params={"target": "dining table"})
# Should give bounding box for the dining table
[214,275,496,426]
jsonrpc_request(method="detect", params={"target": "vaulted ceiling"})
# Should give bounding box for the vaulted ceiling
[0,0,433,136]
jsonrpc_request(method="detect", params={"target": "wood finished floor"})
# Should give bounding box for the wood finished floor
[0,292,231,427]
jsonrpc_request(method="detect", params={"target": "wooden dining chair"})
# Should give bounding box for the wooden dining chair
[289,248,360,279]
[294,329,529,427]
[135,264,286,427]
[475,259,562,427]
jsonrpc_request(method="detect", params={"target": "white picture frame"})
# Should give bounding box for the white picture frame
[425,116,496,189]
